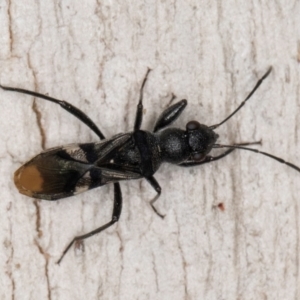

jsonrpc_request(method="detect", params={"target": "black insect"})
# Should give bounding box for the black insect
[1,67,299,264]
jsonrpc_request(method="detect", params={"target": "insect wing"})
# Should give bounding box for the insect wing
[14,147,90,200]
[14,133,140,200]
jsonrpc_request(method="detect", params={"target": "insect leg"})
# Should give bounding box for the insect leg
[179,149,235,167]
[134,69,151,131]
[153,99,187,132]
[1,84,126,263]
[57,182,122,264]
[145,176,165,219]
[0,85,105,140]
[179,141,261,167]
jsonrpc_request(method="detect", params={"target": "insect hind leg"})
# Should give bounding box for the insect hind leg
[0,84,105,140]
[1,81,125,264]
[57,183,122,264]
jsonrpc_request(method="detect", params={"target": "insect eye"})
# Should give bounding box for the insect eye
[191,152,205,161]
[186,120,201,131]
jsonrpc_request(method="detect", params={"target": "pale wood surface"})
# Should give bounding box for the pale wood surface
[0,1,300,300]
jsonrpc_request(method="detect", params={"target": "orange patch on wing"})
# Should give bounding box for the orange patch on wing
[14,164,44,197]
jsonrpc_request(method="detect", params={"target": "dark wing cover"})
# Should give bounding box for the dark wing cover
[14,133,141,200]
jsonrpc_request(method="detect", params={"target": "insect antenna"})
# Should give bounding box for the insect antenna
[213,144,300,173]
[209,67,272,130]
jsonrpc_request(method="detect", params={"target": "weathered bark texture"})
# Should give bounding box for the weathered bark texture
[0,1,300,299]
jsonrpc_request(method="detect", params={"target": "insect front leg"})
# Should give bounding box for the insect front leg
[57,183,122,264]
[153,99,187,132]
[178,149,235,167]
[179,141,261,167]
